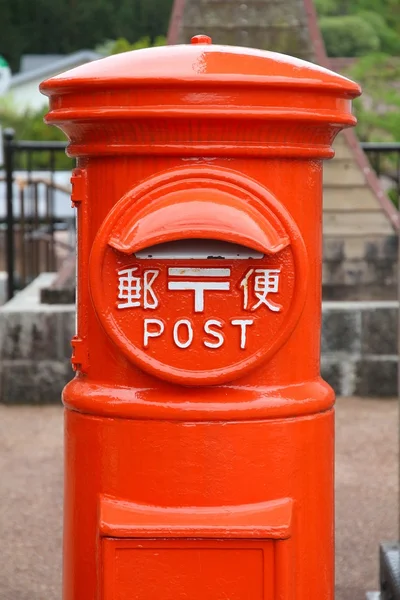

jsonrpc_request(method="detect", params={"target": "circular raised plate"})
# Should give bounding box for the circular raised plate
[89,166,308,386]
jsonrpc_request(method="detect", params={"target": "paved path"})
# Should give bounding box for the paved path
[0,397,398,600]
[335,398,398,600]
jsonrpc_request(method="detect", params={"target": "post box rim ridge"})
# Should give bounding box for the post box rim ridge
[39,43,360,160]
[39,43,361,99]
[63,377,335,420]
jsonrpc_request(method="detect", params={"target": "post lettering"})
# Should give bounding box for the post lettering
[231,319,254,349]
[173,319,194,349]
[204,319,224,348]
[143,318,164,348]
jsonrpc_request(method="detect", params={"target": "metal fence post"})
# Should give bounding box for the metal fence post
[4,128,15,300]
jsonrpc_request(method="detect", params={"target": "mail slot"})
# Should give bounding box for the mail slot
[40,36,361,600]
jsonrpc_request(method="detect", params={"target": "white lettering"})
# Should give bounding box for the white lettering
[204,319,224,349]
[143,318,164,348]
[173,319,194,349]
[168,281,230,312]
[240,268,281,312]
[168,267,231,312]
[143,317,254,351]
[231,319,254,349]
[168,268,231,277]
[118,267,159,310]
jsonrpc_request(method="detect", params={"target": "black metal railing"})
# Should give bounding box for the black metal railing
[360,142,400,209]
[1,129,75,300]
[2,134,398,302]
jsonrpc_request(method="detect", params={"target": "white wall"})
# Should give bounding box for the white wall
[6,79,48,114]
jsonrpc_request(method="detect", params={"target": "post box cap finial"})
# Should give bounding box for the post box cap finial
[191,34,212,44]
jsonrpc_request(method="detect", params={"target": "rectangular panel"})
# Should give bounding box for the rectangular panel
[102,539,274,600]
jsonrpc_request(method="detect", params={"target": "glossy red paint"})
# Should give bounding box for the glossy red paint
[40,38,360,600]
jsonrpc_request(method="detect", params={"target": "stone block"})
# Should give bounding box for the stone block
[0,360,73,404]
[322,260,345,286]
[363,235,398,261]
[343,259,370,286]
[343,238,367,260]
[366,257,397,288]
[355,360,397,397]
[321,361,342,395]
[361,308,398,356]
[184,1,299,28]
[179,0,313,58]
[382,235,398,260]
[323,239,344,262]
[321,310,361,353]
[60,311,76,359]
[364,240,379,260]
[0,311,59,361]
[0,274,75,404]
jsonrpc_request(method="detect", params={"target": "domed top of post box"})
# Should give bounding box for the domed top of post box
[40,38,361,159]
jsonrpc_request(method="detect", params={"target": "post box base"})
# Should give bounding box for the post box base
[63,406,334,600]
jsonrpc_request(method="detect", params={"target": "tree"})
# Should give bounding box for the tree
[0,0,23,72]
[320,15,380,57]
[349,53,400,141]
[0,101,72,168]
[0,0,173,73]
[0,34,166,157]
[106,36,166,55]
[358,11,400,54]
[349,53,400,204]
[316,0,400,57]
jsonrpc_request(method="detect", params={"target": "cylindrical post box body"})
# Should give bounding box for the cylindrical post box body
[41,40,360,600]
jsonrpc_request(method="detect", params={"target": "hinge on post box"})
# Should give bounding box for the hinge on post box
[71,336,89,372]
[70,168,86,207]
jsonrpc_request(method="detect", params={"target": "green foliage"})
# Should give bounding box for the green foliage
[0,102,72,168]
[316,0,400,57]
[349,53,400,141]
[0,31,167,153]
[107,35,166,55]
[320,15,380,57]
[356,11,400,54]
[315,0,400,153]
[388,187,399,209]
[0,103,61,141]
[0,0,173,73]
[314,0,338,17]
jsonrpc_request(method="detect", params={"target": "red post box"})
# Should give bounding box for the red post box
[40,36,360,600]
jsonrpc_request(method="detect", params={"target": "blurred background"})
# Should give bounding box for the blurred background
[0,1,398,599]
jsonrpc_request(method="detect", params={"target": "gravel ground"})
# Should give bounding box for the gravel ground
[0,397,398,600]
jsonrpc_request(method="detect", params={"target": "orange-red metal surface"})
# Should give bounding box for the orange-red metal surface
[41,37,360,600]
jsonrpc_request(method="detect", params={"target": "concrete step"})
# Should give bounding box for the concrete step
[323,159,366,187]
[323,211,394,236]
[323,186,382,211]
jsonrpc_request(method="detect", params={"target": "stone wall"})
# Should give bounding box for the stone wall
[0,273,74,404]
[323,236,398,300]
[322,301,398,397]
[0,274,397,403]
[176,0,315,60]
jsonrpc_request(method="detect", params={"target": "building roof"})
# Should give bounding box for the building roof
[20,54,65,73]
[11,50,101,88]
